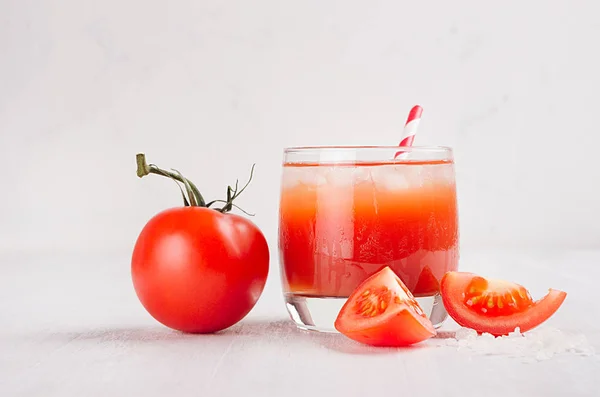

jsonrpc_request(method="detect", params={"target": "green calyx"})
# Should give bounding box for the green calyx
[135,153,254,215]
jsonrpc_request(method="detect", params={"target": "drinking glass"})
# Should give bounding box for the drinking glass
[278,146,459,332]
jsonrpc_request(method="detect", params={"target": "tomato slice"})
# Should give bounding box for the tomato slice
[413,265,440,297]
[441,271,567,336]
[334,267,436,347]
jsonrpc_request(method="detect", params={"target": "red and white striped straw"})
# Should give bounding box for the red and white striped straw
[399,105,423,147]
[394,105,423,158]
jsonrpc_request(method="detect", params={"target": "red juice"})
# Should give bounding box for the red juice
[279,160,459,299]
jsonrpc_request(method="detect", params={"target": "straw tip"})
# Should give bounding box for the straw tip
[409,105,423,118]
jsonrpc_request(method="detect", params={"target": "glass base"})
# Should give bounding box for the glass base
[284,293,447,333]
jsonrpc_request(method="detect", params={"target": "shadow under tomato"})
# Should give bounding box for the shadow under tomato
[35,319,292,345]
[52,320,291,342]
[36,326,200,345]
[313,332,432,355]
[224,318,434,355]
[231,319,430,355]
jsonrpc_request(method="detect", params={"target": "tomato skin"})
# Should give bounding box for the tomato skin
[131,207,269,333]
[441,272,567,336]
[334,267,436,347]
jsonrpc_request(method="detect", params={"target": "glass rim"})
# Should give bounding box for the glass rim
[284,145,452,153]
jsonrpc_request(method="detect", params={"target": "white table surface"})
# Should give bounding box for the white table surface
[1,249,599,396]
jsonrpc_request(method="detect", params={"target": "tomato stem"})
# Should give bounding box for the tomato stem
[205,164,255,214]
[135,153,255,215]
[136,153,206,207]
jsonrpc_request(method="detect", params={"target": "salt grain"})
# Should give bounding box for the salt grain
[434,326,595,362]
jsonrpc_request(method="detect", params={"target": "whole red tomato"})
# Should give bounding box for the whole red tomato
[131,154,269,333]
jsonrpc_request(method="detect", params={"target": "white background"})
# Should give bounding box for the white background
[2,0,599,258]
[2,2,600,396]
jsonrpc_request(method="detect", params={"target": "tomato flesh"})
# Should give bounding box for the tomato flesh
[463,276,534,316]
[334,267,436,347]
[441,272,566,336]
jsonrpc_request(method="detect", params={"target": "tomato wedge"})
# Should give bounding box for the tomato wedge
[334,267,436,347]
[441,271,567,336]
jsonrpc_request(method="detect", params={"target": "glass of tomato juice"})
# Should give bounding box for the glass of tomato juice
[278,146,459,332]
